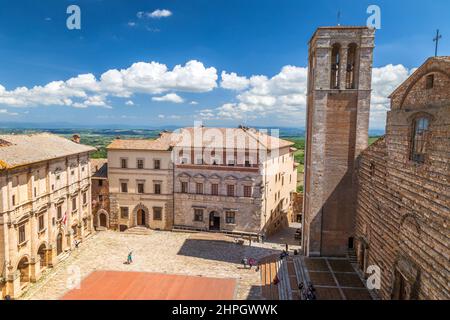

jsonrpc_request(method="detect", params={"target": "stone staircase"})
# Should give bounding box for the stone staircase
[123,226,152,236]
[347,248,358,264]
[260,255,301,300]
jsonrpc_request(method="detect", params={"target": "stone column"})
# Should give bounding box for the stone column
[6,269,20,299]
[29,257,41,283]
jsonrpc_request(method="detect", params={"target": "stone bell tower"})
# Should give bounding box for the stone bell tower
[303,27,375,257]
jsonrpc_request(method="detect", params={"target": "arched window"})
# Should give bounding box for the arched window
[346,43,357,89]
[330,43,341,89]
[411,117,430,163]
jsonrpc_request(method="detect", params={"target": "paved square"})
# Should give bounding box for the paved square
[62,271,236,300]
[21,230,282,300]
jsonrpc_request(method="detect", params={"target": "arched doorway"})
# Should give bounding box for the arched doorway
[100,212,108,227]
[209,211,220,231]
[17,257,30,287]
[56,233,63,255]
[137,209,146,226]
[38,244,47,268]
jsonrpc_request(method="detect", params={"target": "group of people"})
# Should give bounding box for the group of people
[298,282,317,300]
[241,257,259,271]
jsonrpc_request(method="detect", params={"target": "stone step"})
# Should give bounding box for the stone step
[124,227,152,235]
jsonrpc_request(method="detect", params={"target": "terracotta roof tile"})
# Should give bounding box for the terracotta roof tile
[107,127,293,152]
[0,133,96,169]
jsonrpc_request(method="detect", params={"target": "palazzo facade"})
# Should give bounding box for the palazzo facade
[0,133,95,298]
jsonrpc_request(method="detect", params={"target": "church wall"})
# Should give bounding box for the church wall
[355,58,450,300]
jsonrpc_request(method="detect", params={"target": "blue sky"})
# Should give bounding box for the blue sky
[0,0,449,129]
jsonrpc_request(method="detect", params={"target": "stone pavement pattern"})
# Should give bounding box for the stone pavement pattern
[21,230,282,300]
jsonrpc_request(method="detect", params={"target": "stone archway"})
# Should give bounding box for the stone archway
[132,204,149,228]
[56,232,63,256]
[37,243,48,268]
[209,211,221,231]
[95,209,109,228]
[17,256,30,287]
[137,209,146,226]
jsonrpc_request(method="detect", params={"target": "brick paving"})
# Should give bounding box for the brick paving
[298,257,373,300]
[21,230,281,300]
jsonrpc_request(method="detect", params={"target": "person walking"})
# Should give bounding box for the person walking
[241,257,248,269]
[127,251,133,264]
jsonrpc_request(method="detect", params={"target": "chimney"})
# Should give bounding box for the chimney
[72,134,81,144]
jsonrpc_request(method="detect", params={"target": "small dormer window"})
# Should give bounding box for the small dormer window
[426,74,434,89]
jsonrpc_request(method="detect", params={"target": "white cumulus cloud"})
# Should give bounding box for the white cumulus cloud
[216,64,414,129]
[0,109,19,116]
[0,60,217,109]
[149,9,172,18]
[138,9,172,19]
[152,93,184,103]
[217,66,308,122]
[220,71,250,91]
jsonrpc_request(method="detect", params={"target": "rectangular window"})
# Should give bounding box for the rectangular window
[154,159,161,170]
[38,214,45,231]
[226,211,236,224]
[18,224,26,244]
[227,184,235,197]
[83,192,87,205]
[196,183,203,195]
[72,197,77,211]
[153,207,162,221]
[245,160,251,167]
[211,184,219,196]
[244,186,252,197]
[138,183,145,194]
[12,195,16,206]
[181,182,188,193]
[98,180,103,187]
[121,182,128,193]
[194,209,203,222]
[98,195,103,202]
[412,117,430,163]
[120,207,129,219]
[426,74,434,89]
[153,183,161,194]
[137,159,144,169]
[120,158,128,169]
[57,205,62,219]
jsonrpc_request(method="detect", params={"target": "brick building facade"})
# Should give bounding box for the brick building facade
[355,57,450,300]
